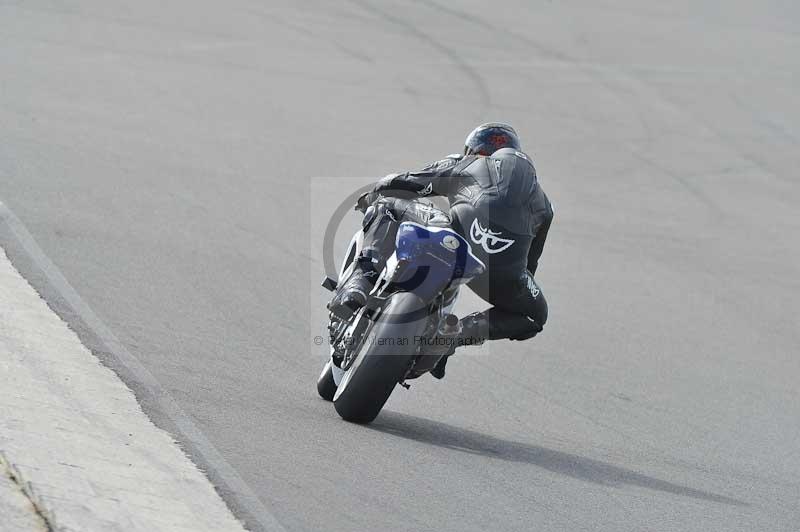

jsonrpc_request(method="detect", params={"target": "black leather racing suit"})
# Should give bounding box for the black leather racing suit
[361,147,553,341]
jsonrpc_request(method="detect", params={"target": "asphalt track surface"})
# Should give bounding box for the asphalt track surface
[2,1,799,531]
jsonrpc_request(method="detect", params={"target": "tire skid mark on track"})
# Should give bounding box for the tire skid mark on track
[411,0,729,208]
[348,0,492,118]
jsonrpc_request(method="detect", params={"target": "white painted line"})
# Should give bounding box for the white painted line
[0,200,285,532]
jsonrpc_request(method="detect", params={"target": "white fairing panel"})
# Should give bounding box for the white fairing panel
[339,230,364,281]
[330,357,345,385]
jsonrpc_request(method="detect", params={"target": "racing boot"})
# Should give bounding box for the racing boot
[459,311,492,343]
[430,310,542,379]
[430,312,489,379]
[327,264,376,320]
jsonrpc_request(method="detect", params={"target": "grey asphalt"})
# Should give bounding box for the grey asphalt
[2,1,799,531]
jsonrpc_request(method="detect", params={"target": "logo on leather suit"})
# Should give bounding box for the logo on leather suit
[469,219,515,254]
[416,182,433,196]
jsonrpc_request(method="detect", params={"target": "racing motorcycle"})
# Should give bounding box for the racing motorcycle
[317,212,485,423]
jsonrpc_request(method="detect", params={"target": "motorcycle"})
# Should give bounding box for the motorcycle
[317,214,485,423]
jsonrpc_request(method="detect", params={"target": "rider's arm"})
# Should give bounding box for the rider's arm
[364,155,464,204]
[526,198,554,277]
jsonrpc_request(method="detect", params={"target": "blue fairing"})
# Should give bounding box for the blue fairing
[393,222,485,301]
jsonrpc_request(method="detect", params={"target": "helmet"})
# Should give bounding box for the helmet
[464,123,521,156]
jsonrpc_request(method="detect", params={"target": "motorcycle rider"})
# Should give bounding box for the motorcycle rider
[329,123,553,378]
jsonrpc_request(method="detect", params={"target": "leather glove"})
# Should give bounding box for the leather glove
[355,191,377,213]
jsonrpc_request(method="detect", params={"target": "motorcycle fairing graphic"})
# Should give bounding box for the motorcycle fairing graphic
[393,222,486,301]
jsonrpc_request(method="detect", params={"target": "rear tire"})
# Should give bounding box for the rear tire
[317,360,338,401]
[333,292,429,424]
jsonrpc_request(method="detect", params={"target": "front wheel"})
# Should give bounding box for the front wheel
[333,292,430,424]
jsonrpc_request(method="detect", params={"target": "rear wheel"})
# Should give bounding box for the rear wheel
[333,292,429,424]
[316,360,338,401]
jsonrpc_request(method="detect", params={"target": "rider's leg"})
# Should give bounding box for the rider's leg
[327,201,399,318]
[463,271,548,340]
[430,272,547,379]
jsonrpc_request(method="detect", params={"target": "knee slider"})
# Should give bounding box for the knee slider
[515,274,548,326]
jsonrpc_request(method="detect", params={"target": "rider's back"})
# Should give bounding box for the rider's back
[450,148,550,237]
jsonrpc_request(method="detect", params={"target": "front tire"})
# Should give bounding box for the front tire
[333,292,429,424]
